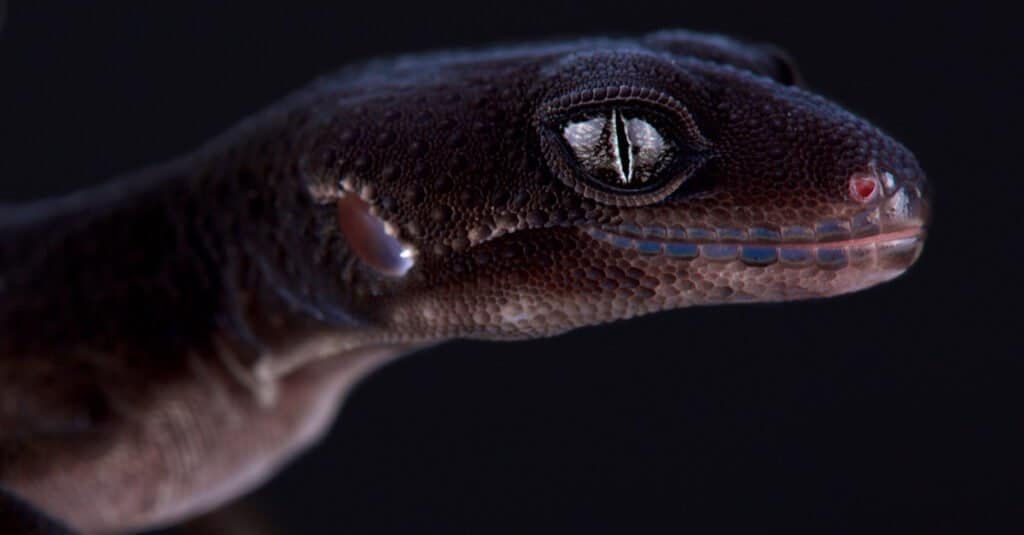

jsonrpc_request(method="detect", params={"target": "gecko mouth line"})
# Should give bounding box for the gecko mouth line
[584,225,925,268]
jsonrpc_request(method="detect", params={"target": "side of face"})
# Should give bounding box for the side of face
[311,31,929,340]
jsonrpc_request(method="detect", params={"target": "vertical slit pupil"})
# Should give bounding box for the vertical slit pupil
[613,110,631,182]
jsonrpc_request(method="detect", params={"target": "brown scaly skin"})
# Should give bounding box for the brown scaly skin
[0,30,929,533]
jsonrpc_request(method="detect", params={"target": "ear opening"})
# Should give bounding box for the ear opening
[336,194,415,278]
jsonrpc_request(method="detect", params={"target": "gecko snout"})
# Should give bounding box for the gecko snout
[853,164,930,272]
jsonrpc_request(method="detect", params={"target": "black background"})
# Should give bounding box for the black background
[2,1,1022,533]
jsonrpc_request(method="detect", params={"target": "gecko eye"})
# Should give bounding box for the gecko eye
[562,110,673,189]
[538,88,713,206]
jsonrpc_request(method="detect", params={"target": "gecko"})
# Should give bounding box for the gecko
[0,30,929,534]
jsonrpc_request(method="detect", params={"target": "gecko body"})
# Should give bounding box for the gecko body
[0,30,929,533]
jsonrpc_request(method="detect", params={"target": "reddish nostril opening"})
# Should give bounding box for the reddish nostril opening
[850,175,879,203]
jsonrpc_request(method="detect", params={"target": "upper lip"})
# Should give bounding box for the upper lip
[588,179,929,247]
[588,209,924,247]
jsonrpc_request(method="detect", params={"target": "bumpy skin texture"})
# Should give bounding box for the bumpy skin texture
[0,30,929,533]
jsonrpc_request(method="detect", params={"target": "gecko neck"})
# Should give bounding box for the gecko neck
[0,112,359,364]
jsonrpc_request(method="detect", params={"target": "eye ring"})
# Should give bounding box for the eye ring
[536,85,713,206]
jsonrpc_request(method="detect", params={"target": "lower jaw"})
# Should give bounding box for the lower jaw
[583,226,925,270]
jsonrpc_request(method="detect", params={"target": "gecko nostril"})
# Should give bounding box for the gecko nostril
[849,173,880,204]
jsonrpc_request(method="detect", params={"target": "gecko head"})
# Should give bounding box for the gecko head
[320,31,929,339]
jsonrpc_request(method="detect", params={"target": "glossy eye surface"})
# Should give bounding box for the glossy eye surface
[538,88,713,206]
[562,110,673,188]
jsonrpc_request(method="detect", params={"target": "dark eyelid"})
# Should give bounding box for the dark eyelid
[538,87,712,152]
[536,86,715,206]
